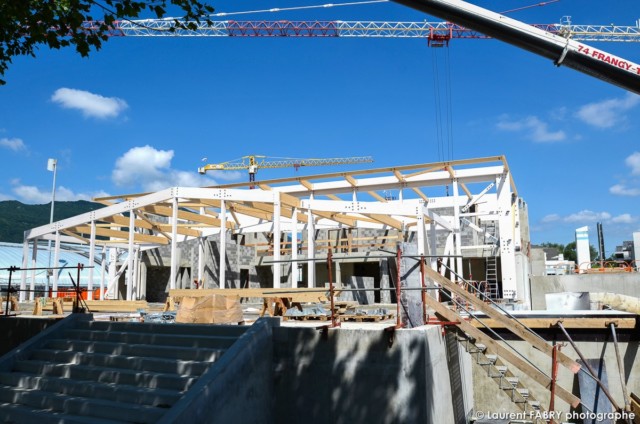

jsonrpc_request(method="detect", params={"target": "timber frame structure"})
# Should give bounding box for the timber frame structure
[18,156,532,307]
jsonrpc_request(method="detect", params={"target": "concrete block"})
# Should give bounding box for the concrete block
[339,276,375,305]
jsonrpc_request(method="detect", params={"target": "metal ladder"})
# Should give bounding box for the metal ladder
[485,256,499,300]
[484,221,499,300]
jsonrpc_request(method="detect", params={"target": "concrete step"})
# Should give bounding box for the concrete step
[0,372,182,407]
[44,339,226,362]
[475,343,487,352]
[75,321,248,338]
[0,402,127,424]
[0,386,166,423]
[63,329,238,349]
[503,376,519,388]
[477,354,498,365]
[30,349,211,376]
[495,365,508,375]
[12,360,198,391]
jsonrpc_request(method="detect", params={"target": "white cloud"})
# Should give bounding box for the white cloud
[625,152,640,175]
[11,182,109,204]
[541,214,560,223]
[51,88,128,119]
[609,184,640,196]
[611,214,636,224]
[0,137,27,152]
[564,210,612,223]
[111,145,235,192]
[544,210,637,225]
[576,93,640,129]
[496,115,565,142]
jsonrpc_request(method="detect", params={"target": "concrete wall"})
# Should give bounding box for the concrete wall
[1,317,64,355]
[531,274,640,310]
[272,325,467,424]
[158,318,277,424]
[473,328,640,422]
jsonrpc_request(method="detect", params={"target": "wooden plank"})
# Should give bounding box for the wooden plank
[169,288,330,303]
[43,300,149,312]
[631,392,640,424]
[422,293,581,408]
[470,317,636,329]
[424,267,581,374]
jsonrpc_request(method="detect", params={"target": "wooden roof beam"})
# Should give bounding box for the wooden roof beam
[344,175,358,187]
[364,213,403,230]
[459,182,473,199]
[368,191,387,202]
[69,226,169,245]
[142,205,234,230]
[412,187,429,202]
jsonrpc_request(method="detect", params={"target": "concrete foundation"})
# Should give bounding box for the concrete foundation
[531,274,640,310]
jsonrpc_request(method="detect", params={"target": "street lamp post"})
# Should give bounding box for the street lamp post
[46,158,57,297]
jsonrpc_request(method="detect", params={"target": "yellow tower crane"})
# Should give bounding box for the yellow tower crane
[198,155,374,183]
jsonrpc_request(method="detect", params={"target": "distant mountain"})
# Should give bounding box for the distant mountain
[0,200,102,243]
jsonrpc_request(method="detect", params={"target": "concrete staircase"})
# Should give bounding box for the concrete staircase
[0,317,247,423]
[457,333,547,424]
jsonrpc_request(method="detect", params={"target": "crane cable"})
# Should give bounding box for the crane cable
[431,46,454,162]
[165,0,390,20]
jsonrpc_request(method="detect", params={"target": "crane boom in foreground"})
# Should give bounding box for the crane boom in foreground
[198,155,374,182]
[390,0,640,94]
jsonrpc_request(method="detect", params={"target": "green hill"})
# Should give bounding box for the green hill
[0,200,102,243]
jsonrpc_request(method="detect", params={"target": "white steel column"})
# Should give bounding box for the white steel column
[139,259,147,299]
[197,207,206,287]
[88,220,96,300]
[52,231,61,297]
[417,202,427,256]
[496,172,517,300]
[107,248,117,299]
[29,240,38,301]
[20,240,29,302]
[307,203,316,288]
[291,207,298,288]
[219,199,227,289]
[100,246,106,300]
[169,197,178,290]
[273,192,281,288]
[132,246,139,300]
[428,210,439,271]
[452,180,463,282]
[127,211,135,300]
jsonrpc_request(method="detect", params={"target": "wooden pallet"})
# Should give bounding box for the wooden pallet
[340,314,394,322]
[283,314,330,321]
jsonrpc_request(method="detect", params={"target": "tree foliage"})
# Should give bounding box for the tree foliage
[0,200,102,243]
[0,0,215,85]
[539,241,597,262]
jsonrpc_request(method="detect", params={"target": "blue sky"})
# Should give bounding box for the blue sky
[0,0,639,254]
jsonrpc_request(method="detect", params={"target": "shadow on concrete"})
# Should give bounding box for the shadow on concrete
[272,326,443,423]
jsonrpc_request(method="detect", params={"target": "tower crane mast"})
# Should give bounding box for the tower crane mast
[198,155,374,182]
